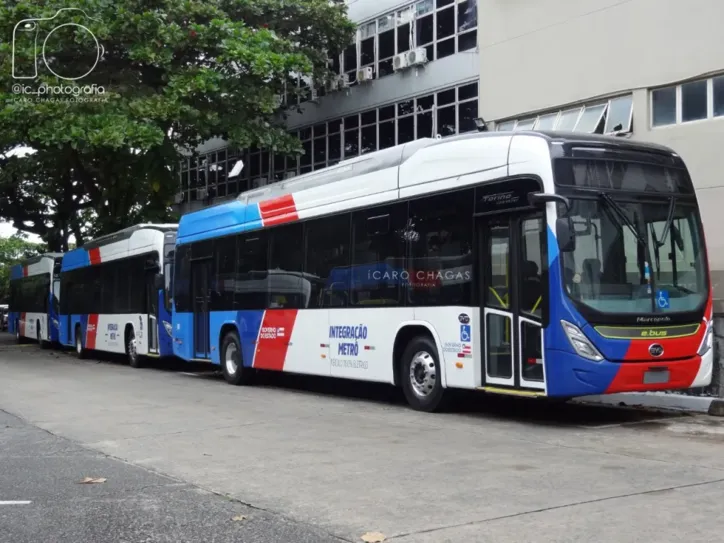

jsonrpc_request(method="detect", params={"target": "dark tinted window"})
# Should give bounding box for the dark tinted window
[554,159,694,194]
[304,213,352,308]
[9,273,50,313]
[174,245,192,312]
[407,189,474,306]
[268,223,306,309]
[237,232,269,309]
[350,203,408,307]
[212,236,236,311]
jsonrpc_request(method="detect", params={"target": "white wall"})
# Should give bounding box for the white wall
[478,0,724,120]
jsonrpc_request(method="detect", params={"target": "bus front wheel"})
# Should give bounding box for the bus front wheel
[400,335,448,413]
[221,331,254,386]
[127,328,144,368]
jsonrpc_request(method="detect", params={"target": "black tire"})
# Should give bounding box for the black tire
[221,330,254,386]
[127,328,144,368]
[400,335,448,412]
[75,326,86,359]
[37,323,48,349]
[15,321,25,344]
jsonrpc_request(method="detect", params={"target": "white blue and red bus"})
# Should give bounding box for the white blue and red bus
[8,253,63,347]
[169,131,713,411]
[58,224,178,366]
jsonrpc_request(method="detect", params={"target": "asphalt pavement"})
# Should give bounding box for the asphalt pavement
[0,410,342,543]
[1,333,723,542]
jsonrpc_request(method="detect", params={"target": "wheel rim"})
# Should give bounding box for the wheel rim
[225,342,238,375]
[409,350,437,398]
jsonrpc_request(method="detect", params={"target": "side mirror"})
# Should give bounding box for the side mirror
[528,192,571,213]
[153,273,165,290]
[556,217,576,252]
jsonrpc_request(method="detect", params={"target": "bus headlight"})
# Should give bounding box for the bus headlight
[163,321,173,337]
[561,320,604,362]
[697,322,714,356]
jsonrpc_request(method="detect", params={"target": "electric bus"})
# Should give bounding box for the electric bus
[58,224,178,366]
[8,253,63,347]
[169,131,712,411]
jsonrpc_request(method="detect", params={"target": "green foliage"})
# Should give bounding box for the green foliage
[0,0,354,247]
[0,234,47,303]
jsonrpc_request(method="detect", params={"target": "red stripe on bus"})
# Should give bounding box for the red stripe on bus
[258,195,298,226]
[22,265,28,277]
[86,314,99,350]
[88,248,102,265]
[252,310,298,371]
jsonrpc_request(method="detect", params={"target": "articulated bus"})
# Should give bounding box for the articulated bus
[169,131,712,411]
[58,224,178,366]
[8,253,63,347]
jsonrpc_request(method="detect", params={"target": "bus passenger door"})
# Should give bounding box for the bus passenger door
[479,212,546,392]
[146,271,159,355]
[191,259,211,359]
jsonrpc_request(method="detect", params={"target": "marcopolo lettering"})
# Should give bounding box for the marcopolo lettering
[329,325,368,340]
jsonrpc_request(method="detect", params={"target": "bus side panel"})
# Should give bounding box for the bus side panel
[172,312,194,361]
[7,311,20,336]
[94,314,138,355]
[281,309,331,377]
[157,290,174,357]
[413,306,478,389]
[325,308,412,384]
[19,312,46,341]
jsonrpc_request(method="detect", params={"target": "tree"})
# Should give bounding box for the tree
[0,0,355,247]
[0,234,47,303]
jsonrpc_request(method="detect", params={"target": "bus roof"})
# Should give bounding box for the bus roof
[177,131,682,245]
[9,252,60,279]
[62,223,178,271]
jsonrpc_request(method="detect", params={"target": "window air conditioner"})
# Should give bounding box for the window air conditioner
[356,66,374,82]
[407,48,428,66]
[393,52,409,71]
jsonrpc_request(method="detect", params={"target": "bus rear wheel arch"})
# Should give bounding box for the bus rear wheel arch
[220,328,254,386]
[125,324,143,368]
[396,329,448,412]
[74,324,86,359]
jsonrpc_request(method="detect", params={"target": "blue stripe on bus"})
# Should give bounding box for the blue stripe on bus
[10,264,23,280]
[61,248,91,271]
[544,349,619,396]
[176,201,263,245]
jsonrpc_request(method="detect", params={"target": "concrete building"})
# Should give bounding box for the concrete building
[176,0,480,213]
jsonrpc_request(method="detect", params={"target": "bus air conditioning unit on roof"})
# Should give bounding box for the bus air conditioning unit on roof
[356,66,373,83]
[407,48,428,67]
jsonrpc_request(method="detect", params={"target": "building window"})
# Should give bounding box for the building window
[496,94,633,135]
[333,0,477,85]
[651,74,724,127]
[179,81,479,204]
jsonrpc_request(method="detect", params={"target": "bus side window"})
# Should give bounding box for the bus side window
[268,223,304,309]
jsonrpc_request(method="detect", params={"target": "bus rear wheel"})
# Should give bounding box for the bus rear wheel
[127,329,143,368]
[400,335,448,412]
[37,324,47,350]
[221,331,254,386]
[75,326,86,359]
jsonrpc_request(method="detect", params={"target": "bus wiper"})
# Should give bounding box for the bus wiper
[655,196,677,249]
[598,193,647,248]
[598,192,657,311]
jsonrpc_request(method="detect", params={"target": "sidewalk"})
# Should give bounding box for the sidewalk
[578,392,724,416]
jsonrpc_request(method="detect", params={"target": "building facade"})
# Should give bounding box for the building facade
[176,0,480,213]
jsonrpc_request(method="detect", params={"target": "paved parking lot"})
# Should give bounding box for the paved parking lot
[1,334,723,542]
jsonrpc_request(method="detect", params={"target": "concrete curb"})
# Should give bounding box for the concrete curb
[575,392,724,416]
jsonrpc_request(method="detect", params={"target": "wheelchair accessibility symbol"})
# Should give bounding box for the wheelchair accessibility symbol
[656,290,670,309]
[460,324,471,342]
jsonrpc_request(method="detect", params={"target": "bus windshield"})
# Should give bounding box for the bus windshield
[556,163,708,317]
